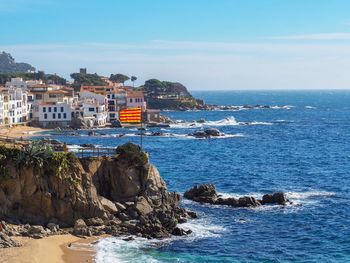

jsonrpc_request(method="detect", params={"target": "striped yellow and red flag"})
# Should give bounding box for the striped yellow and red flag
[119,107,142,123]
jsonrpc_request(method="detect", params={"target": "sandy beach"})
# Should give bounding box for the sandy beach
[0,234,96,263]
[0,125,50,139]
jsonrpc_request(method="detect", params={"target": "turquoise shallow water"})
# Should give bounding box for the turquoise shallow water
[38,90,350,262]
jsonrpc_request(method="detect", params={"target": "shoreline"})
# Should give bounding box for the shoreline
[0,125,51,139]
[0,234,98,263]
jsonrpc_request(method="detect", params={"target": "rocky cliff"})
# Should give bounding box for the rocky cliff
[0,142,194,244]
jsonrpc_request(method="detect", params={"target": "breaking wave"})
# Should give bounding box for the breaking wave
[95,218,226,263]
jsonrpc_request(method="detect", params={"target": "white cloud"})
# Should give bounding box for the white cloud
[2,40,350,90]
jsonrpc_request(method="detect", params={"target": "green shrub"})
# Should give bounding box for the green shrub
[50,152,70,177]
[16,140,53,168]
[0,145,20,159]
[116,143,148,166]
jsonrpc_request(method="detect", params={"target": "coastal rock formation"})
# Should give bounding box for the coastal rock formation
[184,184,291,207]
[0,142,194,240]
[189,128,223,138]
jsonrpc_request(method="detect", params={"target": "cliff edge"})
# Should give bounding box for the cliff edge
[0,142,194,246]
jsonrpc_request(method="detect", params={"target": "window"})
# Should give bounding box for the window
[49,94,57,98]
[35,94,42,100]
[44,113,47,119]
[52,113,56,119]
[58,113,61,119]
[88,108,95,112]
[129,98,133,103]
[60,107,64,112]
[63,113,67,119]
[48,107,51,112]
[54,107,57,112]
[43,107,46,112]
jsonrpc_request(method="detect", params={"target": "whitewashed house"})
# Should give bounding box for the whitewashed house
[0,87,29,124]
[76,91,108,126]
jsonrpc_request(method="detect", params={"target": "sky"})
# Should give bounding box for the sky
[1,0,350,90]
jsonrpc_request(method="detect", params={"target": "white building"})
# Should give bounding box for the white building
[75,91,108,126]
[28,86,75,127]
[0,93,3,125]
[5,78,27,90]
[38,102,72,128]
[0,87,29,125]
[126,90,146,111]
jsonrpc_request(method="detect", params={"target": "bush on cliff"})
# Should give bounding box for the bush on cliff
[116,143,148,166]
[50,152,76,177]
[16,140,53,168]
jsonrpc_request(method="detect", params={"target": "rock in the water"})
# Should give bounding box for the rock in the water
[238,196,261,207]
[184,184,289,209]
[184,184,218,203]
[204,128,221,136]
[172,227,192,236]
[262,192,289,205]
[191,130,208,138]
[216,197,239,206]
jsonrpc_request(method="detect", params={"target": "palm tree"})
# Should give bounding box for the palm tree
[131,76,137,87]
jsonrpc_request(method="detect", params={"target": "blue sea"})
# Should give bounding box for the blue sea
[40,90,350,262]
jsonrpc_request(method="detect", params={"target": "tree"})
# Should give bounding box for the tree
[110,73,130,86]
[131,76,137,87]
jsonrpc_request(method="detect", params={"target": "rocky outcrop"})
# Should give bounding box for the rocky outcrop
[184,184,291,208]
[0,143,195,240]
[189,128,223,138]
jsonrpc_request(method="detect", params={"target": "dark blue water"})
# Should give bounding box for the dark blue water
[39,91,350,262]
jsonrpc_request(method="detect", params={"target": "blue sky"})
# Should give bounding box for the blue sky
[1,0,350,89]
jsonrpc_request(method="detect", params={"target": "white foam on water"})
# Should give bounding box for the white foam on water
[285,190,336,201]
[169,116,273,129]
[170,116,239,129]
[305,106,316,109]
[204,116,239,126]
[217,190,336,207]
[95,218,226,263]
[247,121,273,126]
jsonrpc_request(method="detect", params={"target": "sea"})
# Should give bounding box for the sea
[37,90,350,262]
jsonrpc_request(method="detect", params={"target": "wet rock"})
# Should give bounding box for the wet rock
[184,184,288,209]
[238,196,261,207]
[216,197,239,206]
[204,128,221,136]
[262,192,289,205]
[191,131,208,138]
[172,227,192,236]
[184,184,218,203]
[187,211,198,219]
